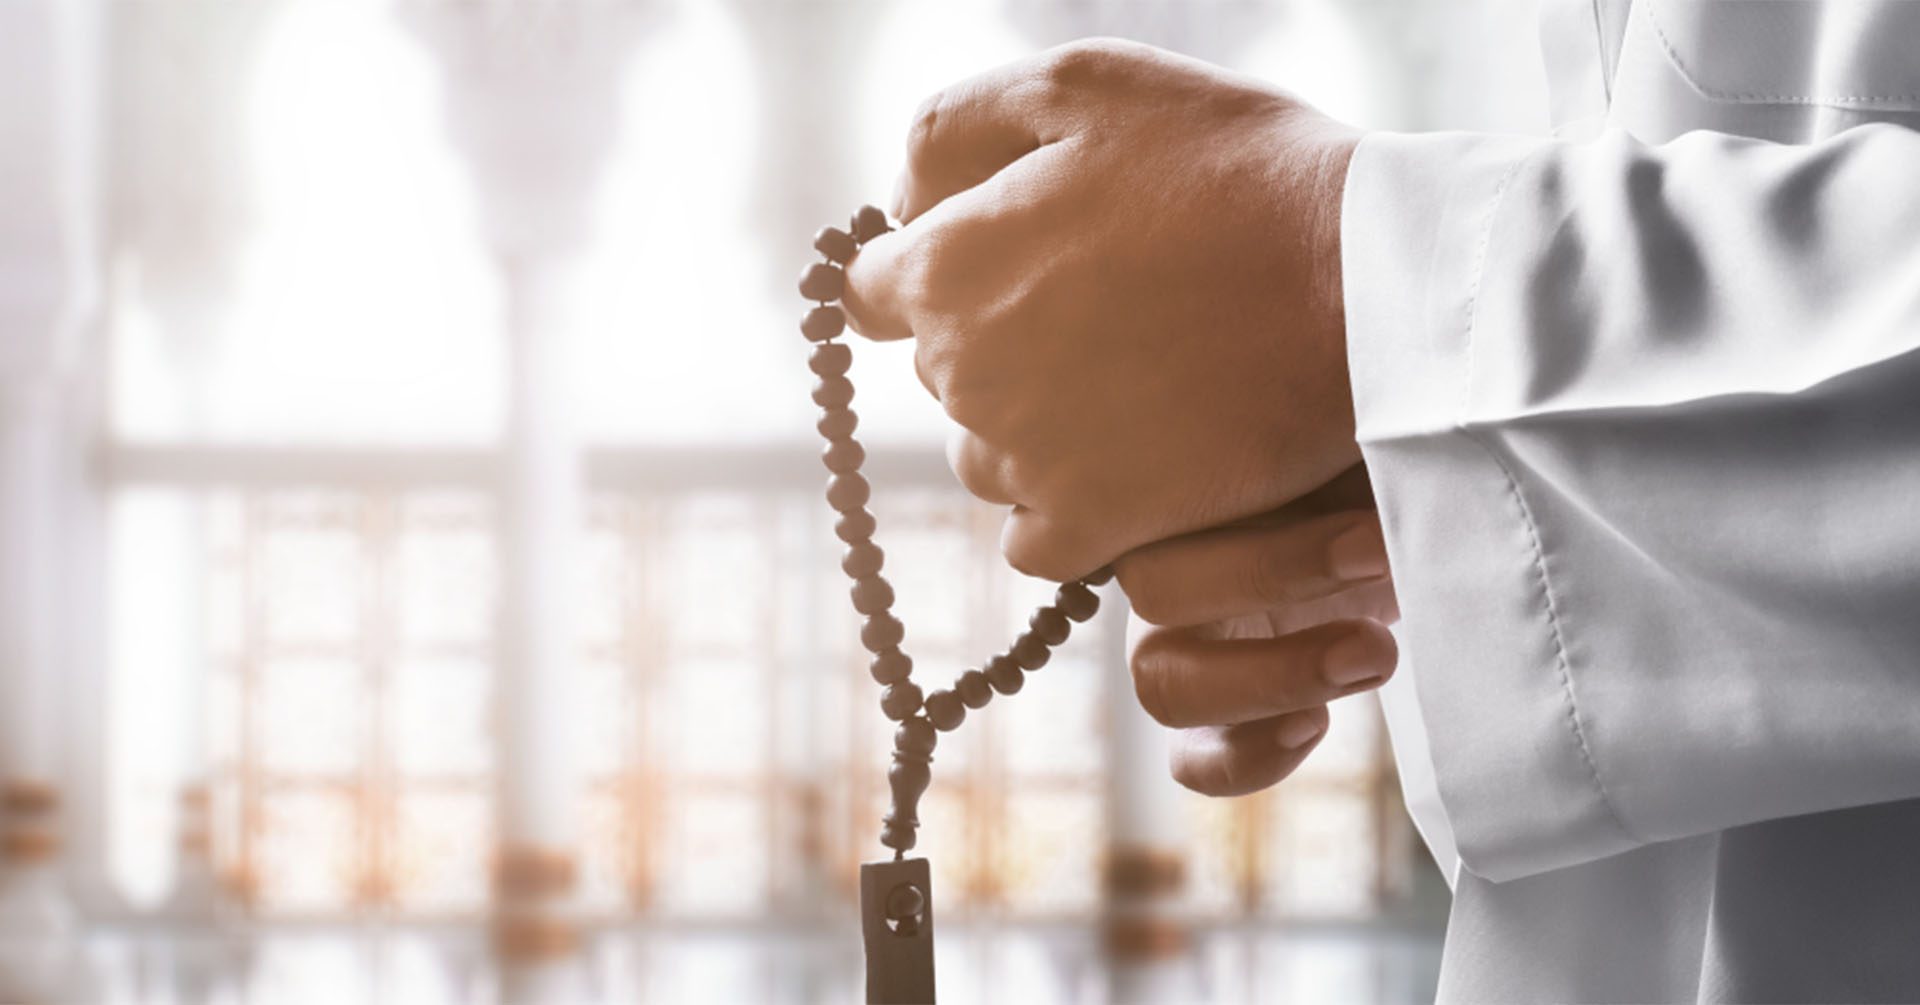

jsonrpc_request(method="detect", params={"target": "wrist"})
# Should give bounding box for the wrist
[1310,125,1363,444]
[1277,114,1363,467]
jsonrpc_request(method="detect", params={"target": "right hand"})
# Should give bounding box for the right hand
[1114,465,1400,796]
[840,38,1364,583]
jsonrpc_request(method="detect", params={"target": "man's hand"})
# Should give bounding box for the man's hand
[1117,465,1399,796]
[843,38,1362,581]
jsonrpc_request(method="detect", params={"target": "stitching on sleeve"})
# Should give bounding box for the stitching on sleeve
[1460,429,1640,848]
[1455,145,1640,848]
[1645,0,1920,106]
[1458,155,1529,431]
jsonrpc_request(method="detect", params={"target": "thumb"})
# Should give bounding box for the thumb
[841,227,915,342]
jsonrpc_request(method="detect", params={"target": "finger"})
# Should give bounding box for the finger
[1117,509,1389,628]
[1267,577,1401,637]
[841,228,916,343]
[894,60,1057,224]
[1169,706,1330,798]
[946,428,1019,506]
[1129,619,1395,729]
[1001,504,1112,584]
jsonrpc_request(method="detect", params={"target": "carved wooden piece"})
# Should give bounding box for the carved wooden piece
[861,857,936,1004]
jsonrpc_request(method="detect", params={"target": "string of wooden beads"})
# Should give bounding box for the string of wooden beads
[802,205,1112,858]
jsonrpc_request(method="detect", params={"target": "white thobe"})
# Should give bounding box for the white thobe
[1348,1,1920,1000]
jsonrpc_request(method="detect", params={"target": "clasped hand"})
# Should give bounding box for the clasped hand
[843,39,1397,794]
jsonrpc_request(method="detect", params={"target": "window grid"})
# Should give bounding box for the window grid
[206,491,497,918]
[181,476,1413,924]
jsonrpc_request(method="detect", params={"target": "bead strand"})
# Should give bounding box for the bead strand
[802,205,1111,857]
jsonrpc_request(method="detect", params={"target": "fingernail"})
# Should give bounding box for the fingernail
[1323,632,1385,687]
[1327,520,1390,581]
[1275,715,1325,749]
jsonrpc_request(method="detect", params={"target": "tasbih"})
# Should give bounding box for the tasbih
[802,205,1113,1004]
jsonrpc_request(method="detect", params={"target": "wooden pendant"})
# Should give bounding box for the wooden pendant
[861,857,936,1004]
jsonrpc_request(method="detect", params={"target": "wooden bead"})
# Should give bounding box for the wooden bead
[801,304,845,342]
[870,648,912,685]
[823,439,865,474]
[817,407,857,440]
[809,342,852,377]
[851,575,894,614]
[881,681,924,721]
[924,689,965,731]
[956,669,993,709]
[835,508,876,543]
[880,819,918,853]
[1030,607,1071,645]
[986,655,1024,695]
[843,542,884,578]
[813,376,854,409]
[894,717,936,756]
[826,473,870,512]
[1083,565,1115,586]
[814,226,858,264]
[799,261,845,302]
[1056,582,1099,622]
[1012,632,1051,670]
[862,612,905,652]
[851,205,891,243]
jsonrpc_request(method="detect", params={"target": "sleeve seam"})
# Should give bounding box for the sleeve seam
[1457,152,1532,427]
[1457,429,1641,850]
[1455,145,1642,851]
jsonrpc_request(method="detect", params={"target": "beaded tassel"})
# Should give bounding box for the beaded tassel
[799,206,1110,857]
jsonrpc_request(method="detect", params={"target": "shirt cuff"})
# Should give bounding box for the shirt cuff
[1342,130,1642,882]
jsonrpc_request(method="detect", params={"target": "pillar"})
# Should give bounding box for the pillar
[399,5,651,999]
[0,384,76,939]
[0,0,101,997]
[106,0,284,921]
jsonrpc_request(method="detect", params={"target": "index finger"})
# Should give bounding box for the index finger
[893,54,1061,223]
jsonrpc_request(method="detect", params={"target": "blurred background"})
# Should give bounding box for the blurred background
[0,0,1547,1001]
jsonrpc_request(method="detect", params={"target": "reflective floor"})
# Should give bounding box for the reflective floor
[25,922,1442,1004]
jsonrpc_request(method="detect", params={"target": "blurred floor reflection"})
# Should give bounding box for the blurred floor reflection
[68,924,1440,1004]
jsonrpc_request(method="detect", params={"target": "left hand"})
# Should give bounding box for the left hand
[842,38,1363,581]
[1117,465,1400,795]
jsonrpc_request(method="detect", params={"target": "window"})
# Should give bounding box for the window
[97,0,1442,999]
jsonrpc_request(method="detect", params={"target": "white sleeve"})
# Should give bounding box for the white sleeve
[1344,123,1920,883]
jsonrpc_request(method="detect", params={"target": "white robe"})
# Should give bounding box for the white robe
[1348,1,1920,1000]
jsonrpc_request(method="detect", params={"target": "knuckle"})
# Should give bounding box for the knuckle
[1040,37,1134,91]
[904,89,946,168]
[1243,540,1301,609]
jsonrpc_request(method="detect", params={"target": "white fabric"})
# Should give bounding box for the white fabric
[1346,1,1920,1000]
